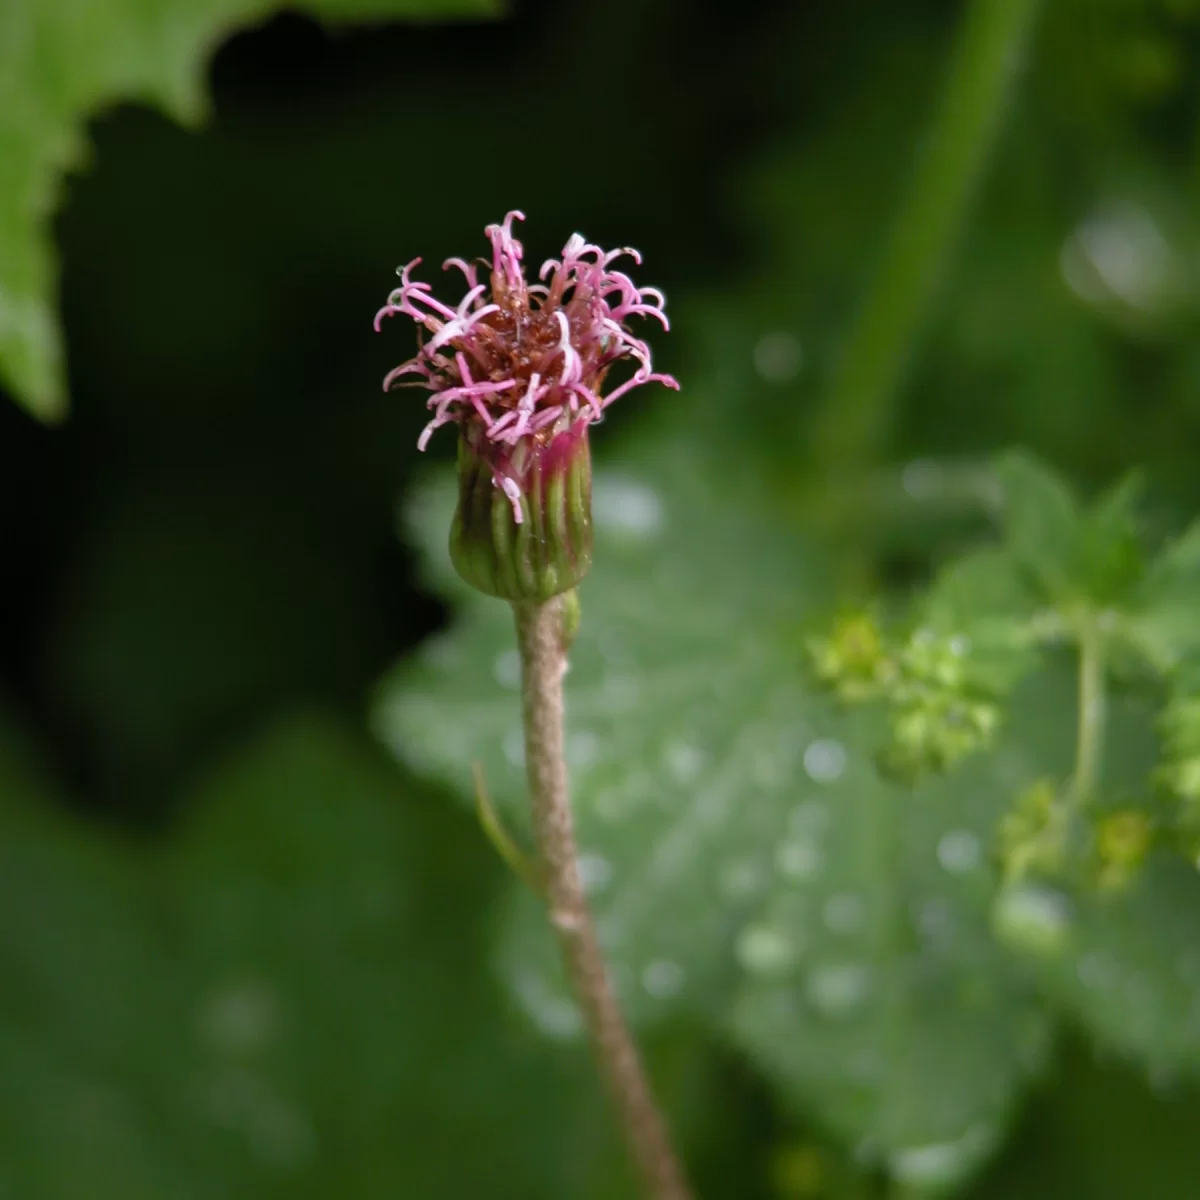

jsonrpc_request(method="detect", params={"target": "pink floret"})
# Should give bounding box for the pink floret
[374,211,678,522]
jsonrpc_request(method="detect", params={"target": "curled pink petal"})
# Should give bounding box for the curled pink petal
[374,214,677,510]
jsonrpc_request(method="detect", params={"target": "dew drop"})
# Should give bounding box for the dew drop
[915,897,956,947]
[198,977,277,1055]
[937,829,982,875]
[593,477,665,538]
[1078,950,1121,991]
[720,856,763,901]
[600,672,642,712]
[736,924,799,975]
[776,840,823,883]
[751,750,788,789]
[503,728,525,768]
[752,331,804,382]
[593,786,631,823]
[901,459,943,500]
[204,1068,315,1169]
[1061,201,1178,315]
[887,1124,995,1190]
[664,740,707,785]
[512,973,582,1040]
[805,963,872,1018]
[642,960,685,999]
[803,738,847,783]
[492,649,521,690]
[597,628,634,666]
[424,636,463,671]
[567,730,600,768]
[788,799,830,836]
[823,892,866,935]
[576,852,613,895]
[991,883,1073,957]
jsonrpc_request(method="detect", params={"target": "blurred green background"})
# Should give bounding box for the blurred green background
[5,0,1200,1196]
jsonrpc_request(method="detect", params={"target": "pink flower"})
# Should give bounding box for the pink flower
[375,211,678,523]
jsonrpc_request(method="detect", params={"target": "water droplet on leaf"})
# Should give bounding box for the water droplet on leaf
[492,649,521,689]
[991,883,1073,957]
[503,728,525,768]
[803,738,847,783]
[752,331,804,382]
[805,963,872,1018]
[642,960,685,999]
[593,477,665,538]
[576,853,613,894]
[937,829,982,875]
[776,840,823,883]
[823,892,866,935]
[664,740,707,785]
[737,924,800,974]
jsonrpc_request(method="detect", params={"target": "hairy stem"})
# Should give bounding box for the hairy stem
[810,0,1043,491]
[513,597,692,1200]
[1070,619,1106,807]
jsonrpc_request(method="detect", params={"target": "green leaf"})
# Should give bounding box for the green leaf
[921,548,1041,693]
[993,453,1150,618]
[1027,858,1200,1076]
[374,413,1058,1171]
[0,712,190,1200]
[727,677,1079,1192]
[0,708,636,1199]
[971,1039,1200,1200]
[165,712,630,1200]
[0,0,500,422]
[1124,516,1200,672]
[1077,471,1145,605]
[992,451,1085,602]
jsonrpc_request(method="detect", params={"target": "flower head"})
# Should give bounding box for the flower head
[374,211,678,526]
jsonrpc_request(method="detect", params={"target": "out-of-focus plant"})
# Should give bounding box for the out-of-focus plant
[0,0,498,422]
[811,450,1200,904]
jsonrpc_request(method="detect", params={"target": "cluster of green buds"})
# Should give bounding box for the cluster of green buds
[997,777,1154,894]
[807,611,896,702]
[995,778,1065,882]
[1091,808,1154,892]
[375,210,676,604]
[881,629,1001,780]
[809,615,1001,782]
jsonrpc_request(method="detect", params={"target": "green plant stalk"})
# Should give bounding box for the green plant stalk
[809,0,1043,491]
[1070,620,1107,807]
[513,596,693,1200]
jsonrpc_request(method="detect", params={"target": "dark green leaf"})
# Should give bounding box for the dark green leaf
[0,0,501,421]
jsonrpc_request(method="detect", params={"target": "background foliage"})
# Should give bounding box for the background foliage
[5,0,1200,1195]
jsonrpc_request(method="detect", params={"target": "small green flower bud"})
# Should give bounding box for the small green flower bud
[808,612,893,703]
[900,628,967,690]
[996,778,1064,881]
[449,417,593,603]
[1094,809,1153,892]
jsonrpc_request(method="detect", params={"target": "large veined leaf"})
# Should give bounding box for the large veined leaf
[164,712,628,1200]
[0,708,631,1199]
[0,711,193,1199]
[727,705,1062,1194]
[1026,859,1200,1077]
[0,0,499,422]
[372,409,1061,1180]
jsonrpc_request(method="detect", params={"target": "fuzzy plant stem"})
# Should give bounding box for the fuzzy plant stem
[513,596,693,1200]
